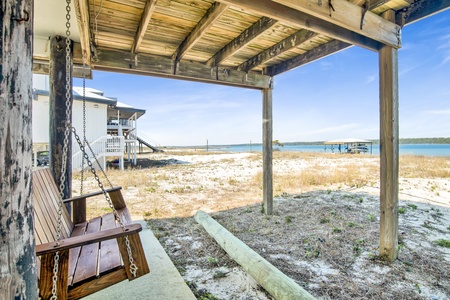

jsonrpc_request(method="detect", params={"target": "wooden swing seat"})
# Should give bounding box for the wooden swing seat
[33,168,150,300]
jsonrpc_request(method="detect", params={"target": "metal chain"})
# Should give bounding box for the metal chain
[80,55,87,195]
[52,1,72,299]
[72,128,138,277]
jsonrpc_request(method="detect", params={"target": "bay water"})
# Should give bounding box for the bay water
[214,144,450,157]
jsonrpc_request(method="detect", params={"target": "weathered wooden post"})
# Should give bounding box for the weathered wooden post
[379,10,399,262]
[0,0,38,298]
[49,36,73,210]
[262,87,273,215]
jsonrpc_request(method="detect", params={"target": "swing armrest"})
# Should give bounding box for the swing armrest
[63,186,123,203]
[36,223,142,256]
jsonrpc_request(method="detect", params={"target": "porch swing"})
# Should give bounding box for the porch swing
[33,2,149,299]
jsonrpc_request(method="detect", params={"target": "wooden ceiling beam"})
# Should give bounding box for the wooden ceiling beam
[238,29,317,72]
[33,60,93,79]
[265,39,351,76]
[206,17,278,67]
[131,0,157,54]
[395,0,450,26]
[267,1,450,76]
[272,0,400,48]
[94,48,272,90]
[74,0,92,65]
[215,0,381,51]
[174,2,229,61]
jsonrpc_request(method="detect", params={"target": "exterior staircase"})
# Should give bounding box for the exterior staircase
[72,135,125,171]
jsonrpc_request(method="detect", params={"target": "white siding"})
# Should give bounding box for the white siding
[32,95,50,143]
[32,94,108,145]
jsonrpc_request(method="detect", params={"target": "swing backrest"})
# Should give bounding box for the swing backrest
[33,168,73,245]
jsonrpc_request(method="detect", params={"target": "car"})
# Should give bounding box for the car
[35,150,49,166]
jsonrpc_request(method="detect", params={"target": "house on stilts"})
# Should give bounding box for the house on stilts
[32,74,152,170]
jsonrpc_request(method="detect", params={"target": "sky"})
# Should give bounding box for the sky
[74,9,450,147]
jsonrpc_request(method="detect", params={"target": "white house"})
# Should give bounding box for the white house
[32,74,146,170]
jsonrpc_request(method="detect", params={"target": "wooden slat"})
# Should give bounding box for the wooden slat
[68,222,87,286]
[72,217,102,284]
[99,213,122,274]
[36,169,73,236]
[238,29,317,72]
[117,233,150,280]
[33,173,57,244]
[38,250,70,300]
[206,17,278,67]
[174,2,229,61]
[33,170,72,241]
[68,269,128,300]
[132,0,158,53]
[215,0,380,51]
[116,207,133,225]
[273,0,401,48]
[74,0,92,65]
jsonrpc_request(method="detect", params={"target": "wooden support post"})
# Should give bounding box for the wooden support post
[262,88,273,215]
[195,211,315,300]
[0,0,37,298]
[49,36,74,211]
[379,10,399,262]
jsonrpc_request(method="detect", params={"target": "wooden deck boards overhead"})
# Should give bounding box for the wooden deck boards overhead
[31,0,450,88]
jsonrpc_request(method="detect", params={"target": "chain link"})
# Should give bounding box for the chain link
[80,54,87,195]
[72,128,138,276]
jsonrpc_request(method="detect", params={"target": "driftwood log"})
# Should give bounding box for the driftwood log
[194,210,315,300]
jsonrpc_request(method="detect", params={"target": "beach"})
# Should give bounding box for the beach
[73,151,450,299]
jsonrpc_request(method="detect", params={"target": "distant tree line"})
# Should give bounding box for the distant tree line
[283,137,450,146]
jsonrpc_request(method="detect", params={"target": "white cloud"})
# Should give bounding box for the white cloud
[366,74,376,84]
[424,110,450,115]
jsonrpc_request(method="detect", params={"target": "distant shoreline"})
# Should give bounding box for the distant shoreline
[163,137,450,149]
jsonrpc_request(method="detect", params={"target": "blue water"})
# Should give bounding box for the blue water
[213,144,450,157]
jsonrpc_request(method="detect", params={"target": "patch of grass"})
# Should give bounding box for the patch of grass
[285,216,294,223]
[207,257,220,266]
[398,207,406,214]
[319,218,330,224]
[368,214,375,222]
[434,239,450,248]
[333,227,342,233]
[347,222,356,227]
[213,270,228,279]
[407,204,418,210]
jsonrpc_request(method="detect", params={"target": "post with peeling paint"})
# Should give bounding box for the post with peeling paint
[0,0,38,298]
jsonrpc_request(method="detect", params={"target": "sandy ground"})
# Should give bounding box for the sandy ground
[74,151,450,299]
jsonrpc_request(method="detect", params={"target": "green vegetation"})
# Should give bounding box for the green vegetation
[434,239,450,248]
